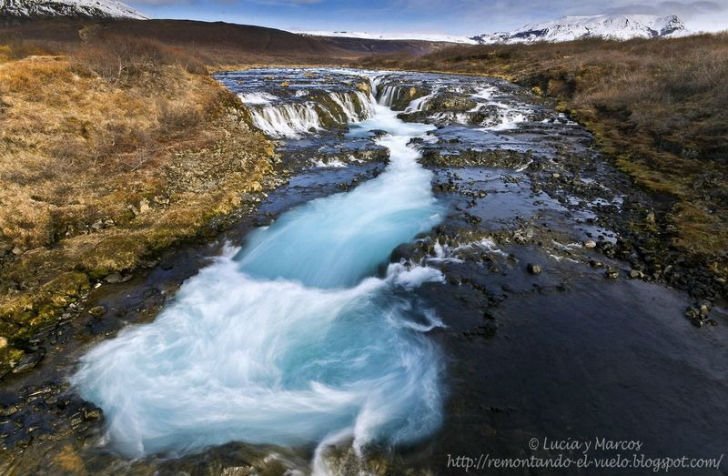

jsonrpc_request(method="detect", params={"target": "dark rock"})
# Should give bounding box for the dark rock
[0,404,19,417]
[82,407,102,421]
[88,305,106,318]
[685,305,710,327]
[104,273,124,284]
[11,351,44,374]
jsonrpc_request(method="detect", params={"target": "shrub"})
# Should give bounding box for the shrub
[71,35,207,83]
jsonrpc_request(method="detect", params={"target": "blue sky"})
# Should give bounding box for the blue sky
[125,0,728,35]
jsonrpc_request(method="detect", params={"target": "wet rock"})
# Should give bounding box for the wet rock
[104,273,132,284]
[82,407,102,421]
[527,263,542,275]
[0,404,19,417]
[605,268,620,280]
[88,305,106,318]
[584,240,597,249]
[629,269,644,279]
[463,324,497,339]
[389,243,417,263]
[424,93,477,112]
[11,351,44,374]
[105,273,123,283]
[685,305,712,327]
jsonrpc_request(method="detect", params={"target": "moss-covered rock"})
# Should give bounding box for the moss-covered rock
[423,92,477,112]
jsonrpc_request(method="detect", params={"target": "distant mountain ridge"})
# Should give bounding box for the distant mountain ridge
[300,14,690,46]
[0,0,146,19]
[471,14,689,44]
[298,30,477,45]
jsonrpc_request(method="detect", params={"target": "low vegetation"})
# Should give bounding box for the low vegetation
[0,36,275,375]
[362,34,728,293]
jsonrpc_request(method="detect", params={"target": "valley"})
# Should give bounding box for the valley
[0,13,727,476]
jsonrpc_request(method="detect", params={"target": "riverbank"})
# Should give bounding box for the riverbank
[0,39,278,377]
[0,17,439,380]
[359,34,728,305]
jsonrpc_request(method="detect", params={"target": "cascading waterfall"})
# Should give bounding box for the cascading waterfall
[248,102,324,138]
[328,91,374,123]
[71,74,446,469]
[372,75,405,109]
[377,84,402,108]
[246,90,375,138]
[404,91,436,113]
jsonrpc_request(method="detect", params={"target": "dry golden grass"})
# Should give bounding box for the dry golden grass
[0,39,275,372]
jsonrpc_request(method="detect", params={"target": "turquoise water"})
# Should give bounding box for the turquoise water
[71,96,447,460]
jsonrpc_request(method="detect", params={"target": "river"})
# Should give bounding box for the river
[53,69,728,475]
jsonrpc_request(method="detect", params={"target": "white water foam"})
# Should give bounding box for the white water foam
[238,92,278,105]
[312,158,347,168]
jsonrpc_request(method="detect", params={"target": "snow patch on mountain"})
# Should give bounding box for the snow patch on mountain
[472,14,689,44]
[298,30,477,44]
[0,0,147,19]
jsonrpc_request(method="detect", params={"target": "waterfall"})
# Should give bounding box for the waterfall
[371,74,403,108]
[377,84,402,108]
[248,102,324,138]
[328,91,374,123]
[404,91,436,113]
[246,90,375,139]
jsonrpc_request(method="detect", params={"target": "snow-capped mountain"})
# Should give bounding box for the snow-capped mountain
[299,14,689,46]
[0,0,146,19]
[472,14,688,44]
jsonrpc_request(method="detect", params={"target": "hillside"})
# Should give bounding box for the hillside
[0,18,440,64]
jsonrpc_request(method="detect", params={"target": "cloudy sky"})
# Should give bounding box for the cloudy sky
[126,0,728,35]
